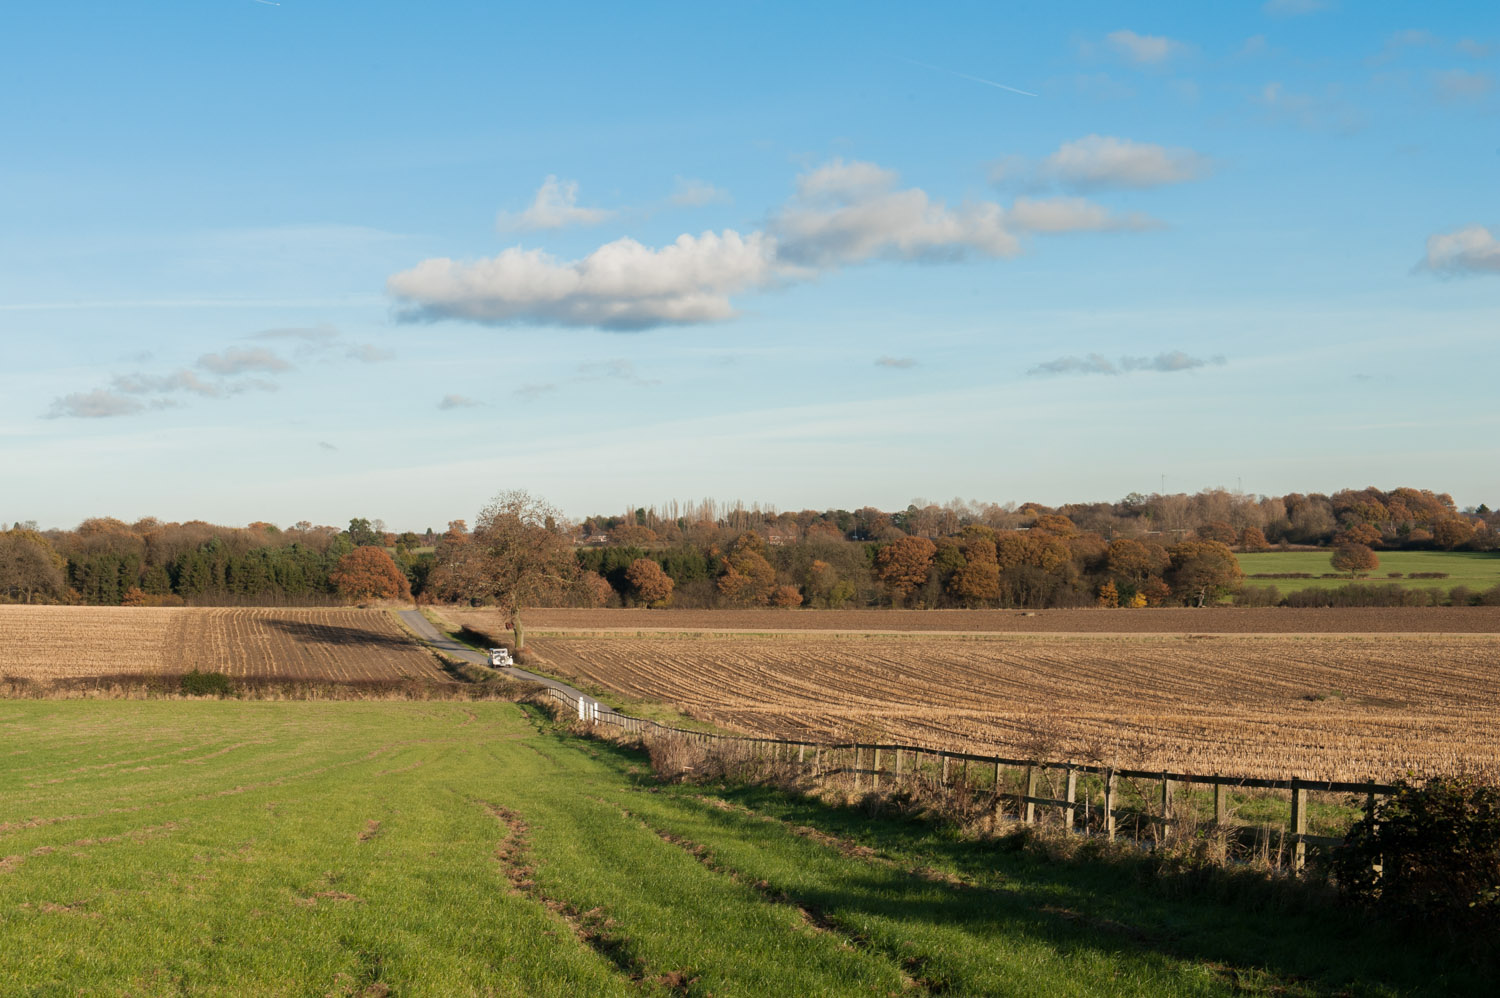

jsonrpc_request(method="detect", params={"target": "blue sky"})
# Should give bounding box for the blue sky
[2,1,1496,530]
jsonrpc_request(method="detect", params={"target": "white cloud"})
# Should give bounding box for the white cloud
[388,230,781,330]
[390,158,1169,331]
[1419,225,1500,275]
[1036,135,1212,190]
[1105,29,1187,66]
[772,159,1018,266]
[438,394,481,410]
[875,356,918,369]
[1008,197,1159,233]
[197,347,291,375]
[669,177,731,207]
[45,389,146,419]
[1456,39,1494,59]
[1435,69,1495,102]
[499,175,614,232]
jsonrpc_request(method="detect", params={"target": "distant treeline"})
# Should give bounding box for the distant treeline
[3,487,1497,609]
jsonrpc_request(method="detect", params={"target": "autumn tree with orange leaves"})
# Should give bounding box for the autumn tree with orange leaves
[875,536,936,606]
[717,532,777,605]
[1331,543,1378,576]
[626,558,675,607]
[330,546,412,601]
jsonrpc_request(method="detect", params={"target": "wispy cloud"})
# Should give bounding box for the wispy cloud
[1028,351,1225,377]
[899,57,1038,97]
[1008,197,1160,233]
[1254,81,1365,134]
[875,356,918,369]
[249,324,391,364]
[197,347,291,376]
[438,394,481,410]
[252,325,339,344]
[1418,225,1500,275]
[499,175,614,232]
[45,389,147,420]
[669,177,731,207]
[318,441,339,452]
[44,344,293,418]
[577,359,660,387]
[345,343,395,363]
[1104,30,1188,67]
[1434,69,1495,102]
[993,135,1212,192]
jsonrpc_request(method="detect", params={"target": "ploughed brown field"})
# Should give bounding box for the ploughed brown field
[523,605,1500,634]
[0,606,447,682]
[450,607,1500,782]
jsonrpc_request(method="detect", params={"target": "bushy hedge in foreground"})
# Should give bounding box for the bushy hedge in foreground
[1335,775,1500,933]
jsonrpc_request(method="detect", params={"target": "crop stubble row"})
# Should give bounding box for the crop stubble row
[0,606,445,683]
[523,630,1500,781]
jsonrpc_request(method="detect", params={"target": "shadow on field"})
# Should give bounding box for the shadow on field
[262,618,415,649]
[683,782,1494,998]
[530,728,1489,998]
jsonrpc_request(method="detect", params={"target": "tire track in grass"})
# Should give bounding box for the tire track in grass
[480,801,695,995]
[609,801,937,995]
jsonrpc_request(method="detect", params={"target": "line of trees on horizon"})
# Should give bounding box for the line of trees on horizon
[3,486,1497,610]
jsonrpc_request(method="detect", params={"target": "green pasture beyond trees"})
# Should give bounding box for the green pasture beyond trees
[1238,550,1500,591]
[0,701,1484,997]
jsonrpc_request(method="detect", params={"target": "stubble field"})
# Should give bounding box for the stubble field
[0,606,447,683]
[445,607,1500,782]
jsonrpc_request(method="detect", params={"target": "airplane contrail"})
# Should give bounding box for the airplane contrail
[253,0,281,6]
[900,57,1038,98]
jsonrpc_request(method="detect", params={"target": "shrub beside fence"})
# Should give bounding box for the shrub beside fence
[542,687,1392,875]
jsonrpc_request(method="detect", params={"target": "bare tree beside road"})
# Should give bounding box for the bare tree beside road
[445,490,576,653]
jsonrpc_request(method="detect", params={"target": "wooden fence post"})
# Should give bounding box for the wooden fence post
[1160,774,1175,843]
[895,748,903,779]
[798,743,805,766]
[1064,767,1078,834]
[853,744,862,791]
[941,753,949,785]
[1213,780,1227,828]
[873,747,881,789]
[1103,769,1117,842]
[1023,765,1038,824]
[1289,779,1308,875]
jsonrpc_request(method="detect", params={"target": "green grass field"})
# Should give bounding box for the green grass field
[1238,549,1500,591]
[0,700,1485,996]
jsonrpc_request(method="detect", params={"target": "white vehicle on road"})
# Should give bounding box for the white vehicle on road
[488,647,514,667]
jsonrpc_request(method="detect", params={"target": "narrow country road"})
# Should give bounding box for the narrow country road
[396,609,613,720]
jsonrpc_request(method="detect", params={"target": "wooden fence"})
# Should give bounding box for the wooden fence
[543,687,1391,874]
